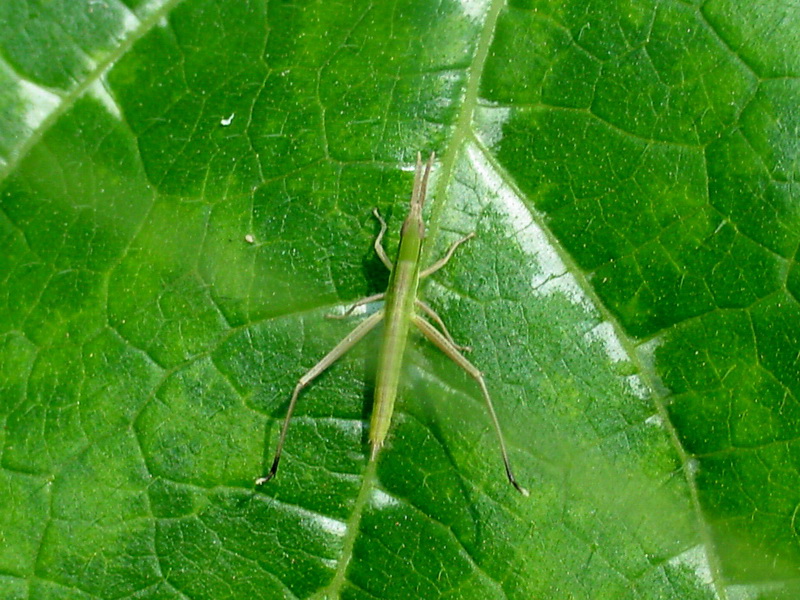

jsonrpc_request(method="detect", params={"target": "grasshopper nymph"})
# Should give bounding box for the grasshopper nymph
[257,153,528,495]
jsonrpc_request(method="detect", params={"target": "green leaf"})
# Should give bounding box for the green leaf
[1,0,798,598]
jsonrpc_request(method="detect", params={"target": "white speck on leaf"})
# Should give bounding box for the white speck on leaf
[221,113,235,126]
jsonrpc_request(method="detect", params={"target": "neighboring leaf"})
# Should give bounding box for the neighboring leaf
[0,1,798,599]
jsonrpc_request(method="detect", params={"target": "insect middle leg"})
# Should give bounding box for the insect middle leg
[415,299,471,352]
[327,292,385,320]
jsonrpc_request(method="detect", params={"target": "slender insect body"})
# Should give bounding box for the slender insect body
[257,153,529,495]
[371,166,427,457]
[370,255,417,457]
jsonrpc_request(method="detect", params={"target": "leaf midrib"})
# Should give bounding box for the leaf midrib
[315,0,510,595]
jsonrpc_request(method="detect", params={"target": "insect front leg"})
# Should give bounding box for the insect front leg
[372,208,393,271]
[420,232,475,279]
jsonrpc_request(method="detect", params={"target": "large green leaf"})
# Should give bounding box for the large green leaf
[1,0,798,598]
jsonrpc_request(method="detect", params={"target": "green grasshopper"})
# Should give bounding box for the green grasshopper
[257,153,528,495]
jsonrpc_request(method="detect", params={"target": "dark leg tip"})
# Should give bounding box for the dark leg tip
[505,464,530,497]
[255,457,281,486]
[511,478,530,497]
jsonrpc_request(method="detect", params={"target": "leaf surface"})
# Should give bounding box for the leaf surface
[1,1,798,599]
